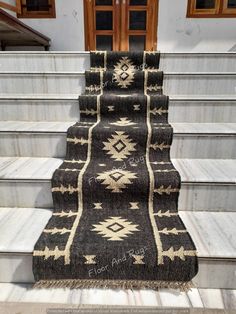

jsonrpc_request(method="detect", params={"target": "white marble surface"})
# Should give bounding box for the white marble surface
[0,98,236,123]
[0,207,52,252]
[0,99,80,122]
[0,207,235,288]
[0,207,235,259]
[169,99,236,123]
[1,121,235,134]
[0,158,235,211]
[0,52,236,73]
[0,72,236,95]
[1,122,235,158]
[0,157,235,183]
[0,283,235,309]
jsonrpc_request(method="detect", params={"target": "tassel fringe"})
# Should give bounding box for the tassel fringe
[34,279,194,292]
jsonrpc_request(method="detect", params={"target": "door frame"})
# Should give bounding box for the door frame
[83,0,158,51]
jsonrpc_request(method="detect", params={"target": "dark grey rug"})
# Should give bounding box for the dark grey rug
[33,51,198,290]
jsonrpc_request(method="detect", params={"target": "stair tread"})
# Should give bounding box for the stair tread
[0,157,235,183]
[0,283,235,309]
[0,121,236,134]
[0,207,235,259]
[1,94,236,100]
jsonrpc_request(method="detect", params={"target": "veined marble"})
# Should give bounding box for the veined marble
[1,52,236,73]
[0,122,235,158]
[0,207,235,288]
[0,72,236,95]
[0,158,235,211]
[0,283,235,309]
[0,96,236,123]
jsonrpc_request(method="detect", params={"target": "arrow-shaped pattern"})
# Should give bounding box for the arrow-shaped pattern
[52,184,79,194]
[162,246,197,262]
[150,142,170,151]
[154,185,179,195]
[67,137,89,145]
[33,246,65,261]
[150,107,168,116]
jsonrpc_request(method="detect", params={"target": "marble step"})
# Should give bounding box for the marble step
[0,285,235,311]
[0,72,236,95]
[0,122,235,159]
[1,288,236,314]
[0,52,236,72]
[0,157,235,212]
[0,207,235,290]
[0,95,236,123]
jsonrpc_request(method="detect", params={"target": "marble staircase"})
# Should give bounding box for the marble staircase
[0,52,235,311]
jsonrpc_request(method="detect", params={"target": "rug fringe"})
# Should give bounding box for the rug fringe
[33,279,194,292]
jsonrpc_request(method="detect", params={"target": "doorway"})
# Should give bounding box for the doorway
[84,0,158,51]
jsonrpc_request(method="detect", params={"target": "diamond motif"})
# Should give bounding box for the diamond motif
[91,216,139,241]
[113,57,136,89]
[103,131,136,161]
[97,169,137,193]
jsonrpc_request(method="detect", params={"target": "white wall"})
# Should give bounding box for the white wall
[17,0,85,51]
[4,0,236,51]
[158,0,236,52]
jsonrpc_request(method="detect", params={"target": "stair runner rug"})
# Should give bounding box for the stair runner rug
[33,51,198,290]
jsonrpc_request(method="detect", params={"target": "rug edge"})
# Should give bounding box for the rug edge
[33,279,194,292]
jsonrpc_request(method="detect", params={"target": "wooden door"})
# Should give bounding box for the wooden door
[84,0,158,51]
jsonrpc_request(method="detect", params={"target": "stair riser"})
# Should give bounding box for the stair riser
[0,74,236,95]
[0,181,234,212]
[0,134,234,159]
[0,54,90,72]
[0,100,236,123]
[0,100,80,122]
[160,54,236,72]
[0,255,234,289]
[0,53,236,72]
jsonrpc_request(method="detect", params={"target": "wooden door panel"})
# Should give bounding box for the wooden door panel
[84,0,157,51]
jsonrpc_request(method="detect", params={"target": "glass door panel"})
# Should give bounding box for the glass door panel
[129,35,146,51]
[85,0,157,51]
[195,0,216,8]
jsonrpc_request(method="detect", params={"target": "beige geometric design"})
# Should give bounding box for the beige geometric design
[133,104,140,111]
[59,168,81,172]
[97,169,137,193]
[67,137,89,145]
[151,161,171,165]
[113,57,136,89]
[154,185,179,195]
[147,84,162,92]
[83,255,96,264]
[159,228,187,235]
[80,108,98,116]
[153,210,178,218]
[110,117,136,126]
[161,246,197,262]
[64,159,85,164]
[129,202,139,209]
[53,211,77,218]
[154,169,177,173]
[33,246,65,261]
[103,131,137,161]
[94,203,103,209]
[132,255,145,264]
[85,85,101,93]
[91,216,139,241]
[44,228,71,235]
[52,184,79,195]
[150,107,168,116]
[150,142,171,151]
[108,106,115,112]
